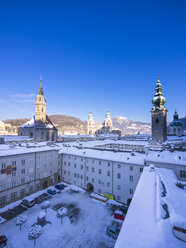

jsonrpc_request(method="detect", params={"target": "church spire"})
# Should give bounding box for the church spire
[38,74,44,96]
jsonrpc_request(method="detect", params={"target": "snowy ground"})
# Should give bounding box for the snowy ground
[0,186,117,248]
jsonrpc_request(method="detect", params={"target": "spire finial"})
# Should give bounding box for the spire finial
[40,73,42,82]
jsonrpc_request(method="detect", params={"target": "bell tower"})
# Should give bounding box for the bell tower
[104,109,113,131]
[151,78,167,142]
[35,75,46,127]
[87,111,95,134]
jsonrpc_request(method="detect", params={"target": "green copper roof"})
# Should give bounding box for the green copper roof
[152,78,166,109]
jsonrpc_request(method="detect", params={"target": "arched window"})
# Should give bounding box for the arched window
[156,119,159,123]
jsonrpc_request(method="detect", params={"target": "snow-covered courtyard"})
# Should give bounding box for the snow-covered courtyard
[0,185,118,248]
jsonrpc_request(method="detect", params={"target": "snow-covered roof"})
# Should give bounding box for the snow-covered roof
[146,150,186,166]
[115,167,186,248]
[19,115,57,129]
[0,144,60,157]
[59,146,145,165]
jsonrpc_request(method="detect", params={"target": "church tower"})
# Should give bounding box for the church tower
[87,111,95,134]
[151,78,167,142]
[104,109,113,131]
[35,75,46,127]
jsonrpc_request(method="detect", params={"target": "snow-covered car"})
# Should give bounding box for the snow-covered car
[47,189,56,195]
[106,225,120,239]
[21,199,35,208]
[114,210,125,221]
[0,235,7,248]
[54,184,64,190]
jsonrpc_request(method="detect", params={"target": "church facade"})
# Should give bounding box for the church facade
[87,109,113,135]
[167,110,186,137]
[18,76,58,142]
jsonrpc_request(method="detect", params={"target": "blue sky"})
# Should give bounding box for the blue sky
[0,0,186,122]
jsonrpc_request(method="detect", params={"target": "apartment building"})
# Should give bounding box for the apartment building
[0,145,60,207]
[59,147,145,204]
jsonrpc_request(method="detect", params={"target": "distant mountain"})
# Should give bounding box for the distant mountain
[3,115,151,136]
[4,115,87,135]
[112,116,151,135]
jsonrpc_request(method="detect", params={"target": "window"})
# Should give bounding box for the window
[129,189,133,194]
[117,195,121,201]
[21,178,25,184]
[77,174,79,178]
[21,169,25,174]
[50,170,52,175]
[92,167,94,172]
[0,184,6,191]
[21,160,25,165]
[108,162,110,167]
[99,161,101,165]
[98,189,101,194]
[92,178,94,183]
[12,181,16,187]
[12,161,16,166]
[74,156,76,160]
[81,175,83,179]
[129,176,133,182]
[68,162,70,167]
[117,173,121,179]
[180,170,186,178]
[0,196,7,205]
[92,160,94,164]
[107,182,110,187]
[68,155,71,159]
[64,170,66,174]
[86,176,88,181]
[99,169,101,174]
[140,168,143,173]
[29,186,33,192]
[107,171,110,176]
[12,171,16,176]
[130,166,133,171]
[117,185,121,190]
[20,189,26,196]
[68,171,70,176]
[74,164,76,168]
[81,165,83,170]
[11,192,17,199]
[81,158,83,161]
[1,163,6,169]
[118,164,121,169]
[74,173,76,177]
[98,179,101,184]
[156,118,159,123]
[64,161,66,166]
[86,166,89,171]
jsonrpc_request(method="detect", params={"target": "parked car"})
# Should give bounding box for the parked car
[106,225,120,239]
[114,210,125,221]
[118,204,128,214]
[0,235,7,248]
[54,184,64,190]
[47,189,56,195]
[21,199,35,208]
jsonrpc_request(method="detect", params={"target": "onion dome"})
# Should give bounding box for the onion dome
[173,109,179,121]
[152,78,166,109]
[88,111,93,120]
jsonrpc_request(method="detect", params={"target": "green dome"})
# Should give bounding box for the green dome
[152,79,166,109]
